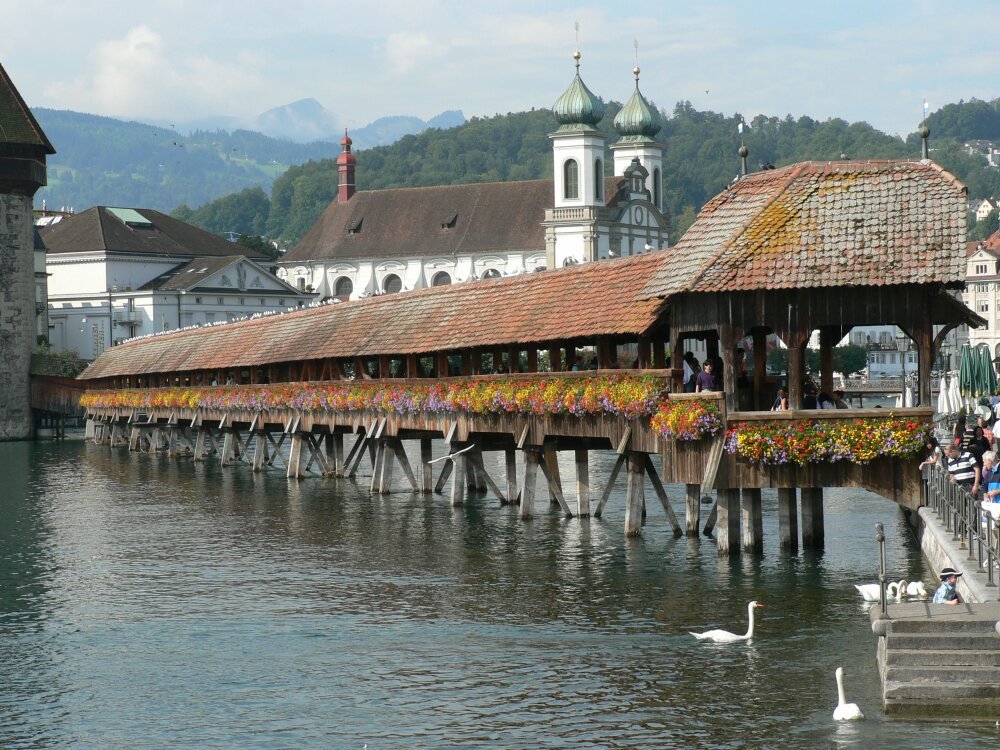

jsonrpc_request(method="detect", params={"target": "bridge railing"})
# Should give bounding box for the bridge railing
[923,463,1000,598]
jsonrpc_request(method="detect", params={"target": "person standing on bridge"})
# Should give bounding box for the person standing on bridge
[695,360,717,392]
[943,443,980,496]
[932,567,962,605]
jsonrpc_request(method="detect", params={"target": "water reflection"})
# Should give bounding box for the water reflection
[0,438,994,748]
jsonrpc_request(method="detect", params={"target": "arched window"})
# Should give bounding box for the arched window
[595,158,603,200]
[334,276,353,301]
[563,159,579,200]
[431,271,451,287]
[653,167,661,208]
[481,268,501,279]
[382,274,402,294]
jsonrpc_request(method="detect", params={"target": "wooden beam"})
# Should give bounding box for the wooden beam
[392,439,418,491]
[741,488,763,553]
[716,489,740,555]
[469,448,507,504]
[778,488,798,552]
[645,455,682,536]
[520,449,540,519]
[574,449,590,516]
[685,483,700,536]
[594,453,627,518]
[538,453,572,516]
[420,439,433,493]
[624,451,645,536]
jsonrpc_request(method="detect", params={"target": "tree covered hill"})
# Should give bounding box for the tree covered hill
[179,101,928,246]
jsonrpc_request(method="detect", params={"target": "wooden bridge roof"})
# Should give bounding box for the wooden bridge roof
[79,251,668,379]
[642,160,968,298]
[79,159,972,381]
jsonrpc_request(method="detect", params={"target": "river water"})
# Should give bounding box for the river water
[0,437,994,749]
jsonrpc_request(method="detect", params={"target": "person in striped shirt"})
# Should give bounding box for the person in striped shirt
[943,443,980,494]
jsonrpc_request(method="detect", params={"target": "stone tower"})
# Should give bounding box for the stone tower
[0,64,54,440]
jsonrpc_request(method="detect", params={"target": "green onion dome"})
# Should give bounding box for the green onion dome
[613,67,663,142]
[552,52,605,132]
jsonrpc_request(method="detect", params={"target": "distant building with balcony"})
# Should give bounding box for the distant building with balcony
[38,206,307,360]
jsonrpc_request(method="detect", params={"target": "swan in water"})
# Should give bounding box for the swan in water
[901,580,927,598]
[690,601,763,642]
[855,581,899,601]
[833,667,865,721]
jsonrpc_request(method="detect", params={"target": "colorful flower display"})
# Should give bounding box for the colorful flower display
[649,399,723,441]
[79,375,668,421]
[724,416,930,466]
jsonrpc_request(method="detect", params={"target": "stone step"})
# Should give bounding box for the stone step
[885,648,1000,667]
[885,632,1000,651]
[885,680,1000,700]
[889,617,1000,635]
[886,664,1000,683]
[884,696,1000,719]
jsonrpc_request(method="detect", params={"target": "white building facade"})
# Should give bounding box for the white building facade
[41,207,307,360]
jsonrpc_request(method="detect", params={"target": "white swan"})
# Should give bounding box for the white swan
[855,582,899,602]
[833,667,864,721]
[902,581,927,598]
[892,580,908,602]
[690,601,763,642]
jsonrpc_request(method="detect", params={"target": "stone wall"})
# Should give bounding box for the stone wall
[0,193,35,440]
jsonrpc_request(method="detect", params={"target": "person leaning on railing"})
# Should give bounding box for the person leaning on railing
[943,443,980,496]
[918,436,941,471]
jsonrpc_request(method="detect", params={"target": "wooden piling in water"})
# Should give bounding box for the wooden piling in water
[716,489,740,555]
[624,451,645,536]
[575,449,590,517]
[685,483,701,536]
[800,487,824,549]
[741,488,763,553]
[778,488,798,552]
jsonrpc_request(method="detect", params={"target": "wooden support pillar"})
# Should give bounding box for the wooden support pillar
[652,338,666,369]
[624,451,646,537]
[520,449,540,519]
[451,451,467,507]
[505,448,517,505]
[778,488,799,552]
[716,489,741,555]
[720,322,738,412]
[435,352,450,378]
[376,354,390,379]
[819,327,835,397]
[287,432,305,479]
[405,354,419,378]
[637,337,651,369]
[916,304,933,407]
[459,351,472,376]
[741,488,763,554]
[544,447,561,506]
[548,346,562,372]
[565,346,577,371]
[787,340,803,409]
[752,328,767,411]
[575,449,590,516]
[596,337,613,369]
[526,348,538,373]
[420,439,433,493]
[800,487,824,549]
[221,430,236,466]
[507,346,520,373]
[379,439,397,493]
[685,483,701,536]
[252,433,268,472]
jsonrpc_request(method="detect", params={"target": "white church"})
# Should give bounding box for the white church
[277,56,671,299]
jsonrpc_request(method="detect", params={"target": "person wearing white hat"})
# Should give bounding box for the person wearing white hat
[932,568,962,605]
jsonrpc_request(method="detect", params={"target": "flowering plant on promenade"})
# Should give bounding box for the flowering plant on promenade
[649,399,723,441]
[724,416,930,466]
[79,375,667,420]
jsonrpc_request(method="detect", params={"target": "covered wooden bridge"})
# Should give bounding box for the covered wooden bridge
[78,159,981,555]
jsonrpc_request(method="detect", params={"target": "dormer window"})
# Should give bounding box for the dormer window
[441,212,458,230]
[347,216,363,235]
[976,263,989,275]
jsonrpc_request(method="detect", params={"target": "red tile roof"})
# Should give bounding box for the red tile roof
[79,251,668,379]
[642,160,968,297]
[40,206,266,258]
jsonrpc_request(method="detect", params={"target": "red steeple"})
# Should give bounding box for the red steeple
[337,130,356,203]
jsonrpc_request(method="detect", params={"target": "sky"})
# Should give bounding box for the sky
[2,0,998,137]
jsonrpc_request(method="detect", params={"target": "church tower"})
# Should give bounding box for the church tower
[611,66,665,211]
[0,64,54,440]
[550,51,606,210]
[545,51,607,267]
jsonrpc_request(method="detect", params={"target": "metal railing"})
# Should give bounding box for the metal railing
[923,463,999,596]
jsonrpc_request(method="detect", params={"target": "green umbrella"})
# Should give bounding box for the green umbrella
[978,343,998,396]
[959,343,974,397]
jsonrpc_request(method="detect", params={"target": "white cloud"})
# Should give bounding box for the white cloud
[384,31,447,74]
[42,24,262,120]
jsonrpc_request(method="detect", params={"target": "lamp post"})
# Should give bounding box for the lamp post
[896,332,907,407]
[940,341,951,374]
